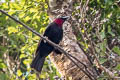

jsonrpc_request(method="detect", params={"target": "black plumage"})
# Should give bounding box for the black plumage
[31,17,68,73]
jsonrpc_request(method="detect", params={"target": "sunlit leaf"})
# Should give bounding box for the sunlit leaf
[44,4,48,9]
[21,45,27,53]
[19,12,25,18]
[23,59,31,65]
[40,74,46,78]
[24,16,30,22]
[20,54,26,59]
[8,10,16,15]
[2,3,9,9]
[28,74,36,80]
[17,70,22,77]
[0,63,7,68]
[13,3,21,10]
[30,8,37,13]
[7,27,18,34]
[81,29,84,33]
[33,36,39,40]
[39,27,45,33]
[107,13,112,18]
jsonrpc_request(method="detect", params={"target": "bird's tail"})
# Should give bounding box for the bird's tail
[31,54,45,73]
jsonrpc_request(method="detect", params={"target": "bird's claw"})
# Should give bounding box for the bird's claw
[43,36,48,43]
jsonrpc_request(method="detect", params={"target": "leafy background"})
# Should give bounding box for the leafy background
[0,0,60,80]
[0,0,120,80]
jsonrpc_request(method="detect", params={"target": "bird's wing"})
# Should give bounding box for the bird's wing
[43,24,52,37]
[35,25,52,54]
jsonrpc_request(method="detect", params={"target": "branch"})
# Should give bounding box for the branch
[0,10,94,80]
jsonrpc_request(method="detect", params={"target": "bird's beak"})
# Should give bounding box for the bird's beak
[62,16,70,21]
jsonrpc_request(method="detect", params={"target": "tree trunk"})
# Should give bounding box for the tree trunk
[48,0,98,80]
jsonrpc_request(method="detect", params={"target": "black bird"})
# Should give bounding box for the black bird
[31,16,69,73]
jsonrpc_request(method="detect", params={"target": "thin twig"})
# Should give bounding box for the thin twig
[64,51,94,80]
[67,53,96,79]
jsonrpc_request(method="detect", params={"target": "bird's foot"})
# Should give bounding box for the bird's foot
[43,36,48,43]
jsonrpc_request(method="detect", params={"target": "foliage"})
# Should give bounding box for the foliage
[0,0,59,80]
[0,0,120,80]
[72,0,120,79]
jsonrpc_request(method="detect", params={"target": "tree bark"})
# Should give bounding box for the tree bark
[48,0,98,80]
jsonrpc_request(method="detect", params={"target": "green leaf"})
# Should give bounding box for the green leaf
[30,8,37,13]
[115,64,120,70]
[0,73,8,80]
[100,31,105,40]
[112,46,120,56]
[39,27,45,33]
[107,13,112,18]
[40,74,46,79]
[0,59,2,62]
[99,40,107,53]
[99,58,107,64]
[2,3,9,9]
[23,59,31,65]
[19,12,25,18]
[28,74,36,80]
[13,3,21,10]
[7,26,18,34]
[8,10,16,15]
[24,16,30,22]
[0,46,7,54]
[44,3,48,9]
[17,70,22,77]
[19,35,26,42]
[108,25,115,36]
[0,63,7,68]
[20,54,26,59]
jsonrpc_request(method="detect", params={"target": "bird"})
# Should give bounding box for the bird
[31,16,69,73]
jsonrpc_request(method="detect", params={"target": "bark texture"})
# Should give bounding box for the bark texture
[48,0,98,80]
